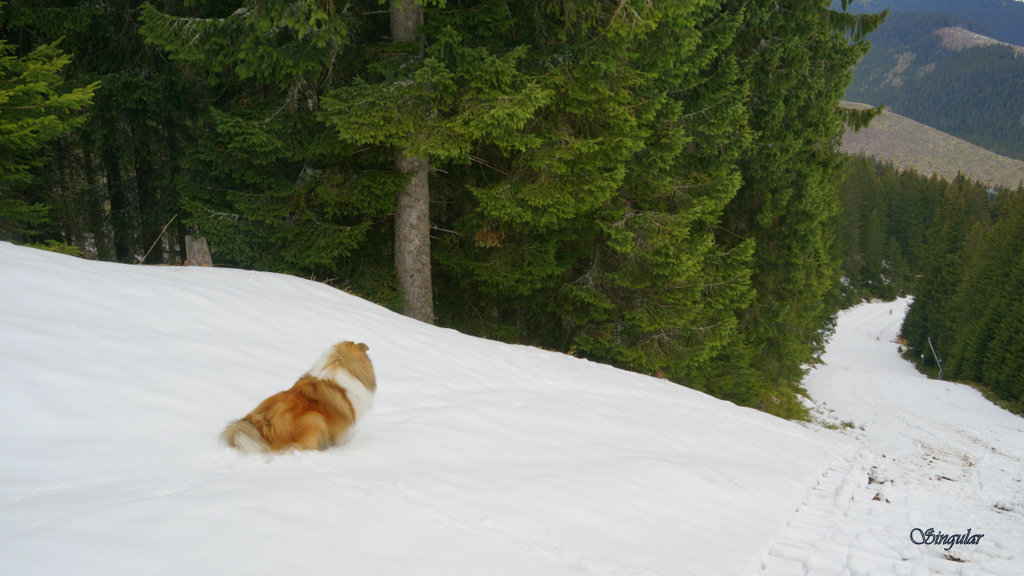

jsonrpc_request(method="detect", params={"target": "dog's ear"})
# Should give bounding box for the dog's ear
[357,342,369,352]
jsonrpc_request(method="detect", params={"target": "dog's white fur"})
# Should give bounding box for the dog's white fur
[306,347,375,419]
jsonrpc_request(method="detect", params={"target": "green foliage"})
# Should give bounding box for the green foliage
[838,157,932,302]
[0,9,97,242]
[901,175,989,359]
[321,39,552,161]
[836,156,1007,314]
[178,105,397,279]
[5,0,202,262]
[140,0,348,84]
[428,1,761,398]
[899,183,1024,408]
[717,0,885,413]
[139,0,400,289]
[27,239,84,256]
[851,153,1024,407]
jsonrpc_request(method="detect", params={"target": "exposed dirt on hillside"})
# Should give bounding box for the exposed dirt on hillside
[935,27,1024,56]
[841,102,1024,189]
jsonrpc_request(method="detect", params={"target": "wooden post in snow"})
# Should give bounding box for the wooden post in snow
[185,235,213,267]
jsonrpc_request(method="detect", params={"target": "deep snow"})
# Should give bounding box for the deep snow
[0,242,1021,575]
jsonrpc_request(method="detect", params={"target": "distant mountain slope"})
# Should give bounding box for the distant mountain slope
[843,0,1024,46]
[842,8,1024,160]
[935,26,1024,55]
[840,102,1024,189]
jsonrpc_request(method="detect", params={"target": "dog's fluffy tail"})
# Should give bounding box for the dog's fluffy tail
[221,419,270,453]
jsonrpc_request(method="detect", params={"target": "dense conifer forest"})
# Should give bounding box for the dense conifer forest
[5,0,957,419]
[840,156,1024,413]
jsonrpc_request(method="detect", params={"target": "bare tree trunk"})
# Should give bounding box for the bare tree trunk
[135,135,162,263]
[390,0,423,53]
[394,152,432,323]
[102,144,134,263]
[81,145,115,261]
[390,0,433,324]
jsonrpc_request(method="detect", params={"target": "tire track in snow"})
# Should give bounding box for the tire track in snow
[754,446,918,576]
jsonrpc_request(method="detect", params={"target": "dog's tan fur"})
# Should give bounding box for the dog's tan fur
[221,341,375,453]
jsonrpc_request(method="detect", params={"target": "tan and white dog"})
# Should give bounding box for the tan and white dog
[221,341,376,453]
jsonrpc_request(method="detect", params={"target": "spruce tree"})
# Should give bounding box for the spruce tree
[720,0,885,415]
[140,1,402,289]
[389,0,432,323]
[320,0,550,323]
[427,1,756,398]
[862,207,886,293]
[979,258,1024,407]
[900,180,977,367]
[0,3,97,246]
[942,191,1024,397]
[7,0,200,262]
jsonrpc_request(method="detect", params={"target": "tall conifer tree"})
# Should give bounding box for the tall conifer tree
[901,181,975,366]
[389,0,432,323]
[318,0,554,320]
[720,0,884,415]
[140,0,403,290]
[0,1,97,247]
[427,1,756,395]
[9,0,197,262]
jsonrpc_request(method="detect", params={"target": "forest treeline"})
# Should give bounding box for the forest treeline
[1,0,887,418]
[840,156,1024,412]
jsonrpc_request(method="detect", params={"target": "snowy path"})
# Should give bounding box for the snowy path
[756,299,1024,576]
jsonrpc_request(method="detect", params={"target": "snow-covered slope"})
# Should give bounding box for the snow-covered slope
[790,299,1024,575]
[2,243,1022,576]
[0,243,840,576]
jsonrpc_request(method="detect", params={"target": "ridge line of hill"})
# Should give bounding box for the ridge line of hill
[840,101,1024,189]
